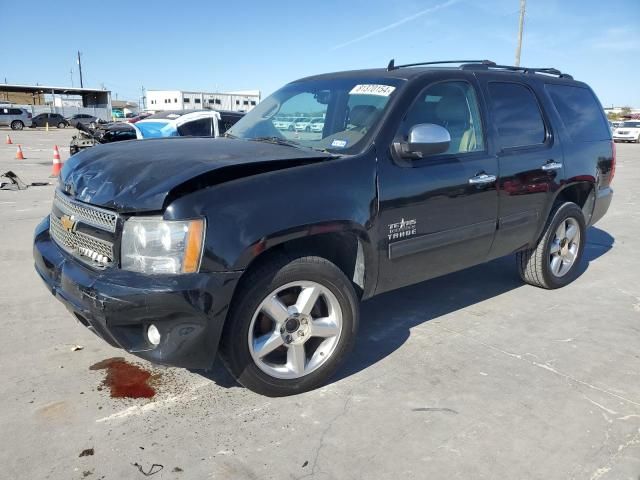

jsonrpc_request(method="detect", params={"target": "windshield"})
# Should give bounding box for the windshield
[621,121,640,128]
[226,77,403,153]
[135,121,178,138]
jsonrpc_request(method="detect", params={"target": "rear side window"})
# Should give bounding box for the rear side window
[488,82,546,148]
[10,108,23,115]
[546,84,610,142]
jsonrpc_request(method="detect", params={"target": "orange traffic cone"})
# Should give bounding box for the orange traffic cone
[15,145,25,160]
[5,134,12,144]
[50,145,62,177]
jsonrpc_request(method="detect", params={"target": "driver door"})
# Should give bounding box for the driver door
[376,77,499,294]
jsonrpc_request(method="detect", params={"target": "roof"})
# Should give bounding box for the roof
[296,60,579,84]
[0,83,110,95]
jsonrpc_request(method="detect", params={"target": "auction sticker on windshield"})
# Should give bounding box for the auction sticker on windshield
[349,84,396,96]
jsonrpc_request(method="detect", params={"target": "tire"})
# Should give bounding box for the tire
[57,122,66,129]
[220,254,359,396]
[10,120,24,130]
[517,202,586,289]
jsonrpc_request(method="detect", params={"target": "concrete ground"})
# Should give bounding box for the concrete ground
[0,127,638,480]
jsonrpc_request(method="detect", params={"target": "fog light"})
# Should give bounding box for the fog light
[147,324,161,346]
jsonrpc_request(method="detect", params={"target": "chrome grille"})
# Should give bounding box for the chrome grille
[50,214,114,266]
[54,190,118,232]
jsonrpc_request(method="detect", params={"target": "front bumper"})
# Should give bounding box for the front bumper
[33,216,242,369]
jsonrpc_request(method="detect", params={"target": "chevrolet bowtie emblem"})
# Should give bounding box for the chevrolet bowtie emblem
[60,214,77,233]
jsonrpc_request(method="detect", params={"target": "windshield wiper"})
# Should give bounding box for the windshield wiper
[223,132,237,139]
[249,136,300,148]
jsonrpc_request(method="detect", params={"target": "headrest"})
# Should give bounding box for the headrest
[350,105,378,128]
[435,93,469,126]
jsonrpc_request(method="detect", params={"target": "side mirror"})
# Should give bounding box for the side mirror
[396,123,451,158]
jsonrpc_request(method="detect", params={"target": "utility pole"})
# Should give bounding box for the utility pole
[140,85,146,111]
[77,51,84,88]
[70,69,74,87]
[515,0,526,66]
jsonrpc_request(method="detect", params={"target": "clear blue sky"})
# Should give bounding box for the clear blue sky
[2,0,638,107]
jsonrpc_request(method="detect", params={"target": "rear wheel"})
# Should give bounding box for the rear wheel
[57,122,66,129]
[10,120,24,130]
[517,202,586,289]
[221,255,359,396]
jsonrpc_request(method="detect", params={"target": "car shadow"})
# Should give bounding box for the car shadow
[195,226,614,390]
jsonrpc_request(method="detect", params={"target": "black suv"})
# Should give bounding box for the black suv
[31,113,69,128]
[34,60,614,396]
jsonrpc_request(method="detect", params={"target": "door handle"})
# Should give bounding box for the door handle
[541,161,563,171]
[468,173,497,185]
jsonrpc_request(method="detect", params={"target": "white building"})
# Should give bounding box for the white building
[147,89,260,112]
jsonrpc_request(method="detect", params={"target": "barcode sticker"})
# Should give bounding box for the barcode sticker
[349,84,396,96]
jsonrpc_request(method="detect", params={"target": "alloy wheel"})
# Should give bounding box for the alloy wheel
[549,217,581,277]
[248,281,343,379]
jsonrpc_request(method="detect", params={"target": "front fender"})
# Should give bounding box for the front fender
[165,152,379,273]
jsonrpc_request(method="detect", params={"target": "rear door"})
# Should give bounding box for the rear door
[376,75,498,293]
[478,77,564,259]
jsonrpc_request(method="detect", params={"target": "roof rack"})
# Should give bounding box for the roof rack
[386,59,494,71]
[386,58,573,79]
[461,62,573,79]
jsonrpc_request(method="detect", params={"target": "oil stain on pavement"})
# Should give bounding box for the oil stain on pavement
[89,357,157,399]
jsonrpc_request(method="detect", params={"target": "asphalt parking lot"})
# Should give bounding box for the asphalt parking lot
[0,127,638,480]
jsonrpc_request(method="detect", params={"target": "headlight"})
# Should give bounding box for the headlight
[121,217,205,274]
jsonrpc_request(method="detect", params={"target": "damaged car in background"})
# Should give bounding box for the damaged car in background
[69,109,244,155]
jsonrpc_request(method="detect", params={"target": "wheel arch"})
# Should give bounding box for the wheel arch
[533,180,595,245]
[553,180,596,222]
[234,222,377,300]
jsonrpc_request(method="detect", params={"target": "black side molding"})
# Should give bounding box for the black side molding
[389,220,496,259]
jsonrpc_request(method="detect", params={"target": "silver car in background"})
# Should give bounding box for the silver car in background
[0,106,32,130]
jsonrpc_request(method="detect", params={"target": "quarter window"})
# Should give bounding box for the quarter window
[399,81,485,155]
[545,84,610,142]
[488,82,546,148]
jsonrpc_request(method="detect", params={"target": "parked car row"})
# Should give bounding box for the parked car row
[273,115,325,132]
[0,107,109,130]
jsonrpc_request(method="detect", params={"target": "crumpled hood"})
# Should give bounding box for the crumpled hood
[60,137,331,212]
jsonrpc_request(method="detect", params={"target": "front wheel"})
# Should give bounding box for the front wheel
[221,255,359,396]
[517,202,586,289]
[57,122,66,129]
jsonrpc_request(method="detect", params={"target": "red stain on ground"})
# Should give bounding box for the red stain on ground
[89,357,156,399]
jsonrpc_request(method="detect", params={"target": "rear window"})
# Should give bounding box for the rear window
[546,84,610,142]
[488,82,546,148]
